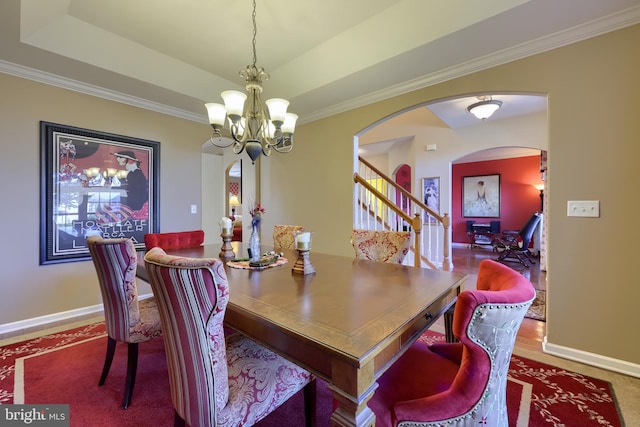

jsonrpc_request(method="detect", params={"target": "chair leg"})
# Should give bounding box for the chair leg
[303,379,317,427]
[444,305,457,343]
[174,410,186,427]
[122,342,139,409]
[98,337,117,386]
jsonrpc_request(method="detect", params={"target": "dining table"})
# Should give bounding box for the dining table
[137,242,466,427]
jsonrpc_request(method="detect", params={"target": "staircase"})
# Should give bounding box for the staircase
[353,156,452,271]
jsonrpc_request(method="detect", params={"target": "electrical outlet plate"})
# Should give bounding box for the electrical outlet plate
[567,200,599,217]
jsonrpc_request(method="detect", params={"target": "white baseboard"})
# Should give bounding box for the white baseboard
[0,292,154,336]
[543,336,640,379]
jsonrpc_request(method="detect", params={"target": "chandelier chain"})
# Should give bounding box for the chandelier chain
[251,0,258,68]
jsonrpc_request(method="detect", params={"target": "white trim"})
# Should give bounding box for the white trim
[0,304,103,335]
[301,5,640,123]
[543,336,640,379]
[0,60,205,124]
[0,292,154,336]
[2,6,639,125]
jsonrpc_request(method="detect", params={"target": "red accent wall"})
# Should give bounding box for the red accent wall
[452,156,542,243]
[394,164,411,214]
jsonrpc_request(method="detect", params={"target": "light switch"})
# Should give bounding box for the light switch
[191,204,197,214]
[567,200,599,217]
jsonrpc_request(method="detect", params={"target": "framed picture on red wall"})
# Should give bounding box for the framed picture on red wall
[463,174,500,217]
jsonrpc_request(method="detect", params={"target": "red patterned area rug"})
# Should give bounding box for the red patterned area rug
[0,324,623,426]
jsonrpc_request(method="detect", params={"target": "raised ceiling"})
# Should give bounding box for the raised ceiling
[1,0,639,125]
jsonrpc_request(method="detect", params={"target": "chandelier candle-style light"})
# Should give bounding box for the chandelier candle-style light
[205,0,297,164]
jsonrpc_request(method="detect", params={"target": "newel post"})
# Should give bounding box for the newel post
[412,213,422,268]
[442,213,452,271]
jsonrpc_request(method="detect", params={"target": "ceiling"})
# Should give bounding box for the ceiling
[1,0,639,128]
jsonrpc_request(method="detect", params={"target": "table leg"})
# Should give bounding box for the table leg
[329,387,376,427]
[329,359,377,427]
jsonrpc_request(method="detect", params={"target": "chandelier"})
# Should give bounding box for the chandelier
[466,96,502,120]
[205,0,297,164]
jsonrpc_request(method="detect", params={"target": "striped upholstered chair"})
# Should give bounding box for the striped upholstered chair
[351,229,411,264]
[367,260,535,426]
[87,235,162,409]
[273,224,304,250]
[144,248,316,427]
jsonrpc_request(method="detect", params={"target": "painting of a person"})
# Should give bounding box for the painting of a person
[112,150,148,210]
[476,180,487,202]
[424,184,438,212]
[463,175,500,217]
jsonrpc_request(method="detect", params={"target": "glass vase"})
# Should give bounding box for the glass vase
[249,225,261,261]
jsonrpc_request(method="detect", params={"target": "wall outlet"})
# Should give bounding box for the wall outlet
[567,200,599,217]
[191,204,197,214]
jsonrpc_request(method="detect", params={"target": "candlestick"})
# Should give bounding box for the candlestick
[292,248,315,275]
[219,232,235,259]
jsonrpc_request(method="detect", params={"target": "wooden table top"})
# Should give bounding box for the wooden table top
[138,244,466,366]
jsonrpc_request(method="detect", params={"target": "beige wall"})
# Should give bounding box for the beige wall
[1,24,638,373]
[265,24,640,370]
[0,73,211,325]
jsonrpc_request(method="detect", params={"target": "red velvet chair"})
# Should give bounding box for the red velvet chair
[367,259,535,426]
[144,248,316,427]
[87,236,162,409]
[144,229,204,250]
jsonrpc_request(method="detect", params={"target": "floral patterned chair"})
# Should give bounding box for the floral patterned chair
[87,235,162,409]
[367,259,535,426]
[351,229,411,264]
[144,248,316,427]
[273,224,304,250]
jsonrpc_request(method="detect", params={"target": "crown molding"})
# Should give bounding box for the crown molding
[2,5,639,126]
[303,5,640,123]
[0,60,206,124]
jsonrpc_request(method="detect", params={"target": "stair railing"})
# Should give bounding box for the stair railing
[354,156,452,271]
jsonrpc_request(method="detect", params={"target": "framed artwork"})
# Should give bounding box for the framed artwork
[463,174,500,218]
[421,177,440,223]
[40,122,160,264]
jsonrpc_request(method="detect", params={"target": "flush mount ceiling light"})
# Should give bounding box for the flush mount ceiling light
[466,96,503,120]
[205,0,297,164]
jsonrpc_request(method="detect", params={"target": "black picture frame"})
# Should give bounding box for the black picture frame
[40,122,160,264]
[462,174,500,218]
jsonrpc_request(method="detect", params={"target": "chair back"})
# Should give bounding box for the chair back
[144,230,204,250]
[87,236,142,342]
[273,225,304,249]
[351,229,411,264]
[518,213,542,248]
[144,248,229,427]
[428,260,535,425]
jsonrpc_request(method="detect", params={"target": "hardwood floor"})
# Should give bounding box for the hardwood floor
[450,244,546,352]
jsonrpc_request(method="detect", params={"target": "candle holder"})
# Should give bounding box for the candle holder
[219,230,235,259]
[292,248,315,275]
